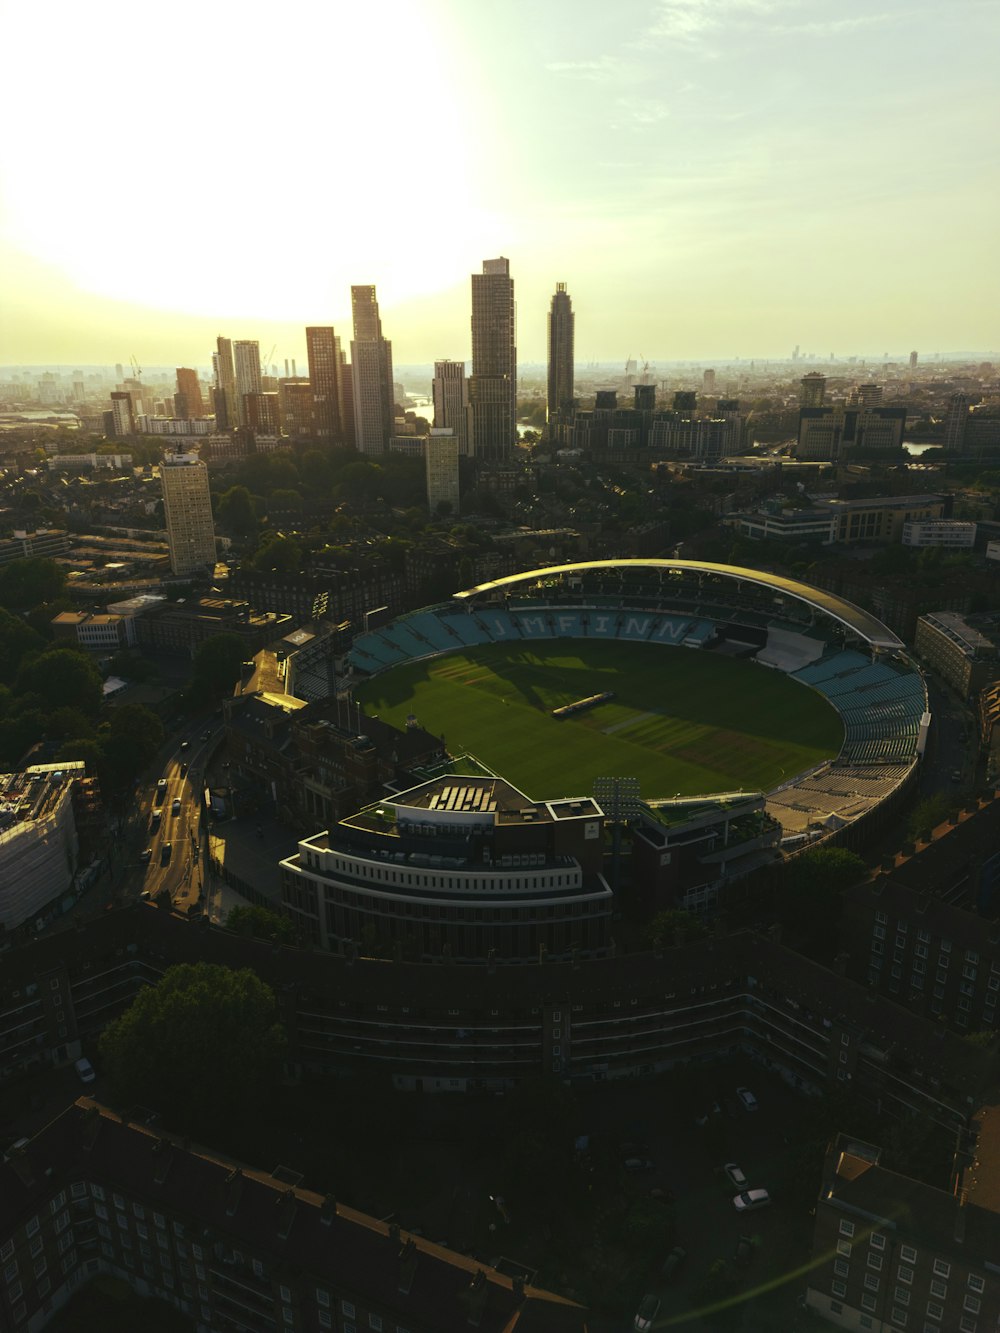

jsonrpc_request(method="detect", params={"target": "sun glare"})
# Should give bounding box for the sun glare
[1,0,487,322]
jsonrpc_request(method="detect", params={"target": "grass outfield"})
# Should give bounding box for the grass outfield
[355,640,843,802]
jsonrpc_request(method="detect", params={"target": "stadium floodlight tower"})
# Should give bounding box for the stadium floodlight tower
[593,775,641,893]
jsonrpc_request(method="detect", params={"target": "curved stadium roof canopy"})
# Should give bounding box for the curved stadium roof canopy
[452,559,904,652]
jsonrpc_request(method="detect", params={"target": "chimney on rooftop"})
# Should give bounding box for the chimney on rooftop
[225,1168,244,1217]
[275,1188,297,1240]
[466,1270,489,1326]
[398,1239,418,1295]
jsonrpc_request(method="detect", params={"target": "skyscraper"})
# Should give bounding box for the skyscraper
[214,337,237,431]
[432,359,470,456]
[469,257,516,461]
[800,373,827,407]
[175,367,204,419]
[350,286,394,456]
[234,340,262,429]
[160,447,216,576]
[546,282,574,430]
[702,368,716,395]
[305,326,342,443]
[909,350,919,371]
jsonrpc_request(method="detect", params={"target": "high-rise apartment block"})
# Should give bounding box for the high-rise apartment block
[233,340,262,429]
[174,367,204,420]
[160,447,216,576]
[857,382,883,408]
[702,368,716,395]
[910,349,919,370]
[546,282,574,428]
[431,359,470,455]
[800,372,827,407]
[305,326,342,443]
[425,428,461,516]
[350,286,394,456]
[108,392,134,438]
[469,257,516,461]
[213,337,237,431]
[945,393,974,452]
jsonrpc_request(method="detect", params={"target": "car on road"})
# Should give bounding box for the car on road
[634,1294,660,1331]
[623,1157,655,1172]
[733,1188,770,1212]
[150,810,161,831]
[155,779,167,803]
[180,762,187,776]
[737,1087,758,1112]
[724,1163,748,1189]
[161,842,172,864]
[201,730,211,742]
[140,847,152,863]
[171,797,181,815]
[180,740,189,750]
[74,1057,96,1084]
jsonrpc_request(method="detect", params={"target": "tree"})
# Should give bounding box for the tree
[0,607,44,686]
[0,557,66,611]
[98,963,286,1134]
[192,633,245,699]
[250,533,302,575]
[216,485,258,538]
[645,909,709,947]
[775,846,867,948]
[268,488,304,513]
[16,646,103,718]
[99,704,165,788]
[226,905,295,944]
[908,794,954,843]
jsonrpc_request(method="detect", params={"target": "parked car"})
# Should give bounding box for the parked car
[633,1294,661,1331]
[724,1163,748,1189]
[661,1246,686,1281]
[201,730,211,742]
[694,1102,722,1126]
[733,1235,755,1267]
[737,1087,759,1112]
[74,1057,96,1084]
[733,1188,770,1212]
[139,847,152,863]
[623,1157,655,1172]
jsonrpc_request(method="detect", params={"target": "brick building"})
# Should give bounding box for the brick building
[0,1099,586,1333]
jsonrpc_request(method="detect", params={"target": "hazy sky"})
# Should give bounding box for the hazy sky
[1,0,997,367]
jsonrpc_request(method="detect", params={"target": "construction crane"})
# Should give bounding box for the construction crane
[263,344,277,377]
[129,355,142,381]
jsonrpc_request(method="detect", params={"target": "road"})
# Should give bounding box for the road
[113,721,224,913]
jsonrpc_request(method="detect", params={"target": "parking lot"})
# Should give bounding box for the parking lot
[541,1060,823,1328]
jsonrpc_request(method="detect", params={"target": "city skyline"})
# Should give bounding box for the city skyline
[1,0,998,366]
